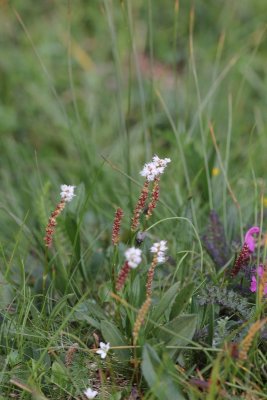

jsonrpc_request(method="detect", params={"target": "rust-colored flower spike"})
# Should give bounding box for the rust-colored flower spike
[239,318,267,361]
[131,181,149,231]
[230,226,260,277]
[146,177,160,220]
[133,297,151,345]
[115,247,142,291]
[44,185,76,248]
[112,208,124,245]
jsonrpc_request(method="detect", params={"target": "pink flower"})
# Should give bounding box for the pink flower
[244,226,260,252]
[250,276,257,292]
[250,265,267,295]
[257,265,264,277]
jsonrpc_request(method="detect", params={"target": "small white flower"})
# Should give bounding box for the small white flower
[150,240,168,254]
[157,254,166,263]
[60,184,76,202]
[96,342,110,359]
[152,155,171,169]
[84,387,98,399]
[125,247,142,269]
[150,240,168,263]
[140,162,158,182]
[140,155,171,181]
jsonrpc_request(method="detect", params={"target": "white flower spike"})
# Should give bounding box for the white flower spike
[96,342,110,359]
[140,162,159,182]
[84,387,98,399]
[150,240,168,264]
[140,155,171,182]
[60,184,76,202]
[125,247,142,269]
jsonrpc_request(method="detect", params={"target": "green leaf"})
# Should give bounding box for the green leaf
[170,282,195,319]
[157,314,197,357]
[150,282,180,323]
[0,272,13,308]
[207,304,215,346]
[101,320,130,362]
[130,274,141,306]
[48,294,74,324]
[7,350,20,366]
[142,344,185,400]
[184,141,216,202]
[51,361,68,385]
[67,183,86,214]
[65,213,81,262]
[73,300,107,329]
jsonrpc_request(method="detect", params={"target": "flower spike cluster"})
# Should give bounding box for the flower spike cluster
[44,185,76,248]
[116,247,142,291]
[131,155,171,230]
[230,226,260,277]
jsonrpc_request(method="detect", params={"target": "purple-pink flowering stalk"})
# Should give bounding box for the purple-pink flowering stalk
[250,265,267,297]
[231,226,260,277]
[244,227,260,252]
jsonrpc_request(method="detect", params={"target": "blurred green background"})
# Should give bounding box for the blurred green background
[0,0,267,252]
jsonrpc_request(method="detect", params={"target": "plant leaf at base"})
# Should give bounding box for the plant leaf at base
[142,344,185,400]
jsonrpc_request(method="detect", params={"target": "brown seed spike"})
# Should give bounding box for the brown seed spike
[133,297,152,345]
[239,318,267,361]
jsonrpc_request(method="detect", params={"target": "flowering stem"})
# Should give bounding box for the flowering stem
[146,177,160,220]
[145,256,158,298]
[131,180,149,231]
[111,245,119,293]
[44,199,66,248]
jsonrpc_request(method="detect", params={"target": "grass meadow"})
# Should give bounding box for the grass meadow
[1,1,267,398]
